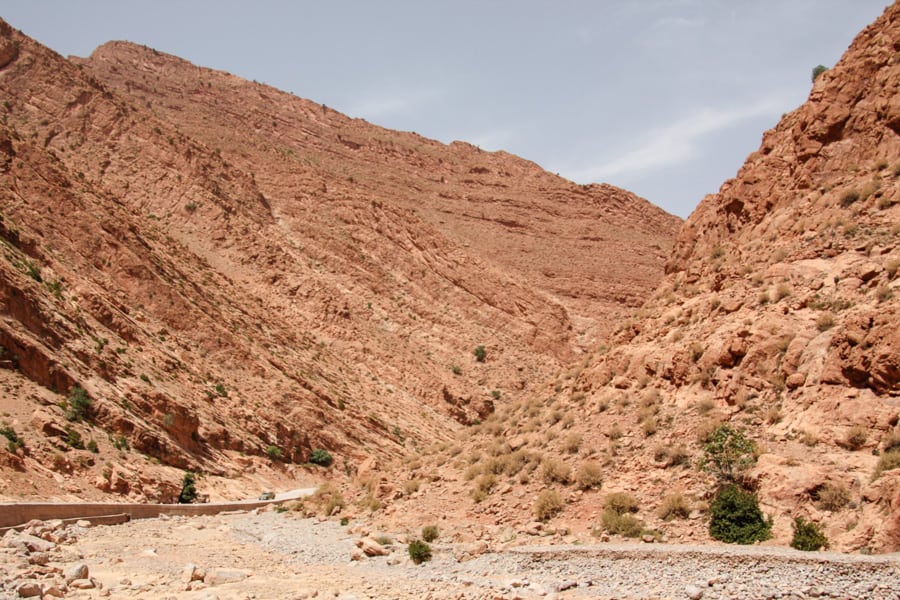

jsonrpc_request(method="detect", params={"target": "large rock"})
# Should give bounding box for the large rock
[355,537,389,557]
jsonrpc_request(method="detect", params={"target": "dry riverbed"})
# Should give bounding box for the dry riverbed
[2,507,899,600]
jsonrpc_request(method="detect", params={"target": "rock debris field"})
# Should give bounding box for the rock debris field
[2,508,899,600]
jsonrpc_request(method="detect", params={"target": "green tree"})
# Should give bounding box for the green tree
[699,424,757,483]
[473,345,486,363]
[709,483,772,544]
[178,471,198,504]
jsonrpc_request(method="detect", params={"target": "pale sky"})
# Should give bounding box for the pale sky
[1,1,889,217]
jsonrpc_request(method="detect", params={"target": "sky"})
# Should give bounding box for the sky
[0,1,890,218]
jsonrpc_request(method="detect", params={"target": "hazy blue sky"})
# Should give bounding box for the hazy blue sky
[1,1,889,217]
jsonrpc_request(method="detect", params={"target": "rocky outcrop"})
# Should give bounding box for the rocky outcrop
[401,3,900,554]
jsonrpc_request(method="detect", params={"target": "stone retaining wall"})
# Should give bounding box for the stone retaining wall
[0,498,279,529]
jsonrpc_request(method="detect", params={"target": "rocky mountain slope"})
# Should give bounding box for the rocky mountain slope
[389,3,900,553]
[0,18,677,504]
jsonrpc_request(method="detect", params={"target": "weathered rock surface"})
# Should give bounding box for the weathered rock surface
[0,13,677,505]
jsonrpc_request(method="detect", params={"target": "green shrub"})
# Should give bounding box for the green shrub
[534,489,563,521]
[86,439,99,454]
[309,448,333,467]
[265,445,282,460]
[811,64,828,82]
[473,345,486,362]
[1,425,24,453]
[64,426,84,449]
[179,472,198,504]
[709,484,772,544]
[65,386,92,422]
[408,539,432,564]
[698,424,757,482]
[600,509,644,537]
[421,525,439,542]
[791,517,828,551]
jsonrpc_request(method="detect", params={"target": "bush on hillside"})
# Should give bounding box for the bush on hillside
[791,517,828,551]
[698,424,757,482]
[309,448,333,467]
[179,472,198,504]
[709,483,772,544]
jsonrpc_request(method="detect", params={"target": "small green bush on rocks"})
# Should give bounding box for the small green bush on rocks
[309,448,333,467]
[791,517,828,551]
[408,539,432,564]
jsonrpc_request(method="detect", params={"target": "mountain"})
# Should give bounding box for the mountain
[391,3,900,553]
[0,17,678,503]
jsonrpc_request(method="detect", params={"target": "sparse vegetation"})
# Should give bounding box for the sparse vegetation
[1,425,24,453]
[65,386,92,422]
[540,457,572,484]
[658,492,691,521]
[403,479,421,495]
[842,426,867,451]
[178,471,198,504]
[873,449,900,480]
[408,539,432,564]
[709,483,772,544]
[601,509,644,538]
[654,443,690,468]
[64,427,84,449]
[265,445,282,460]
[473,345,486,363]
[605,492,639,515]
[534,489,564,521]
[309,448,333,467]
[840,189,860,208]
[791,517,828,551]
[815,482,851,512]
[882,431,900,453]
[312,483,345,516]
[421,525,439,542]
[699,424,757,483]
[574,460,603,490]
[816,313,835,332]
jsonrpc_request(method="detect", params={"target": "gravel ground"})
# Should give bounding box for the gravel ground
[4,509,899,599]
[230,511,900,600]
